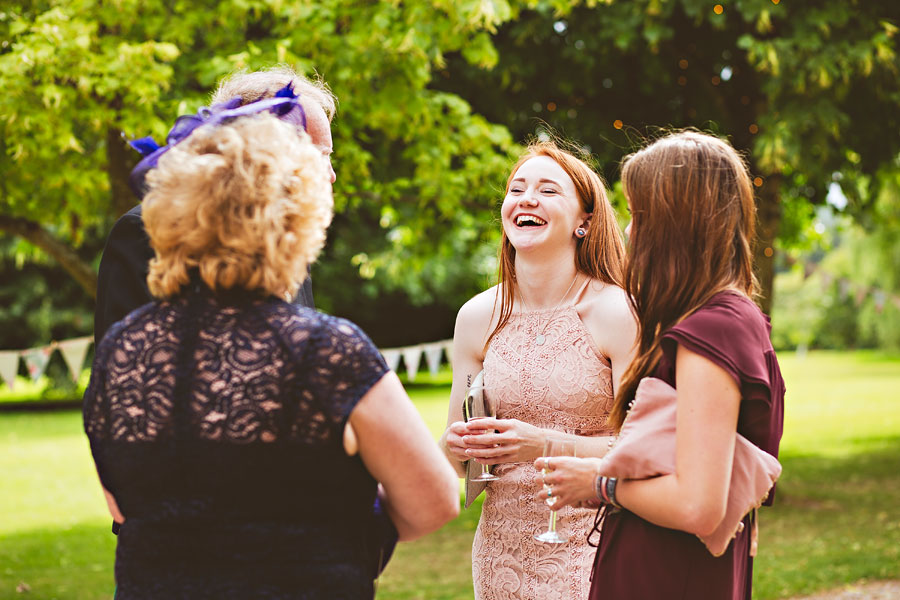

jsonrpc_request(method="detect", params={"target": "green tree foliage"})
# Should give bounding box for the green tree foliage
[770,163,900,351]
[435,0,900,313]
[2,0,899,349]
[0,0,529,345]
[820,168,900,350]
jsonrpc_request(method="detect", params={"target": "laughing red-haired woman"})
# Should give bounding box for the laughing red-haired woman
[540,131,785,600]
[439,140,637,599]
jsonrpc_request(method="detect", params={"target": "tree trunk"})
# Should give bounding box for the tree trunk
[106,127,140,218]
[0,215,98,299]
[753,173,782,316]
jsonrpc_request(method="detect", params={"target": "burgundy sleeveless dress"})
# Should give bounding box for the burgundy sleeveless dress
[588,292,785,600]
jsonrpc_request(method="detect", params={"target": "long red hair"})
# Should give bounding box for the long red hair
[486,141,626,351]
[608,131,759,430]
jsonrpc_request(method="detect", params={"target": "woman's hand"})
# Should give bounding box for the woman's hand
[442,421,472,464]
[533,456,604,510]
[461,417,546,465]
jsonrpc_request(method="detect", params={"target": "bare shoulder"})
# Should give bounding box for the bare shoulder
[453,285,501,361]
[577,280,637,354]
[580,280,633,322]
[456,285,500,329]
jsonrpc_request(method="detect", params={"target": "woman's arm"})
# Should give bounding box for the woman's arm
[439,291,494,476]
[612,347,740,535]
[351,371,460,541]
[539,346,741,536]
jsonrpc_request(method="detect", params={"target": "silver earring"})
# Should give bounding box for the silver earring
[575,227,587,239]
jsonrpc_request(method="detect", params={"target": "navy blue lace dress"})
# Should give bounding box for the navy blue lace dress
[83,283,390,599]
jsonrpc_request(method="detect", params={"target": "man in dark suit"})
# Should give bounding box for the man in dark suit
[94,67,336,343]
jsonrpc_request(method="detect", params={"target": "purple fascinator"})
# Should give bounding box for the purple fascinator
[127,83,306,197]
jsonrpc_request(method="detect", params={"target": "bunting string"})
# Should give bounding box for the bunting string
[817,271,900,314]
[2,263,898,391]
[0,336,454,390]
[3,265,898,391]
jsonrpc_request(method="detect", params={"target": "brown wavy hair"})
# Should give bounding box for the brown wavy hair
[143,113,333,299]
[486,141,626,350]
[608,131,759,430]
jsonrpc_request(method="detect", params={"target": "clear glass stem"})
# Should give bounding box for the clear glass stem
[547,510,557,533]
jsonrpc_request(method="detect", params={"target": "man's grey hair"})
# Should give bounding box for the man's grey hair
[210,65,337,122]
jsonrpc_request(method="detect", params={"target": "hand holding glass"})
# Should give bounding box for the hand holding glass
[464,384,500,482]
[534,437,576,543]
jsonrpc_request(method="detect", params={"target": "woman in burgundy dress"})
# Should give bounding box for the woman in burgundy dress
[538,131,785,600]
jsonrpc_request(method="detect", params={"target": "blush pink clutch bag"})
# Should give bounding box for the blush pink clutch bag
[600,377,782,557]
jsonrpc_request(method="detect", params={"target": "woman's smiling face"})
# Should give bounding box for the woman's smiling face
[501,156,586,254]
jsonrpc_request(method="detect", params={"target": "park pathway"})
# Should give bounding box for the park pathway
[789,580,900,600]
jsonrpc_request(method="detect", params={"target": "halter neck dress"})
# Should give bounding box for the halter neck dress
[473,279,615,600]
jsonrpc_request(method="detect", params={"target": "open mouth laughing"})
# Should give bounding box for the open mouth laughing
[515,214,547,227]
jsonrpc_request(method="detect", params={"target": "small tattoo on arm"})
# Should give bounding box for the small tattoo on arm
[466,373,472,388]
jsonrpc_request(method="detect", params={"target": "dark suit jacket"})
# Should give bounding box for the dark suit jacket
[94,204,315,344]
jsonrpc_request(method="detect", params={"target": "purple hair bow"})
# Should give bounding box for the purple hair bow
[127,84,306,197]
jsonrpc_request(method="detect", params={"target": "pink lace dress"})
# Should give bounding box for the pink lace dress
[473,283,615,600]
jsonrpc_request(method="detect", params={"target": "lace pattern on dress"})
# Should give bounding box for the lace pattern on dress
[85,292,387,448]
[82,288,391,599]
[474,305,614,600]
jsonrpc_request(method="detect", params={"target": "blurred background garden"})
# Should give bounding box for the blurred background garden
[1,0,899,598]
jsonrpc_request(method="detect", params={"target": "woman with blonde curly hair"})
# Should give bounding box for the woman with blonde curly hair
[83,98,458,599]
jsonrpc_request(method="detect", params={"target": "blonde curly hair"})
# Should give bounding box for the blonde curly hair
[142,113,333,299]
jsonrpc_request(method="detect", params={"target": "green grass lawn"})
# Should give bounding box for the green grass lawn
[1,351,898,599]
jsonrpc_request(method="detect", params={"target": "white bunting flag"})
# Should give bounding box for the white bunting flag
[401,346,424,382]
[0,351,18,390]
[22,346,52,382]
[423,343,444,376]
[442,340,454,366]
[57,337,92,382]
[381,349,402,373]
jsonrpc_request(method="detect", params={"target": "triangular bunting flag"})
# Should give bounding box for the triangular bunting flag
[381,349,402,373]
[443,340,454,366]
[401,345,424,383]
[873,290,887,313]
[423,343,444,376]
[0,351,19,390]
[57,337,92,382]
[22,346,52,382]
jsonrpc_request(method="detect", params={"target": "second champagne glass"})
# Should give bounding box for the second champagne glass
[534,437,576,543]
[464,383,500,482]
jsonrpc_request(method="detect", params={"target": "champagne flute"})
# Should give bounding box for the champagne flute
[534,437,576,543]
[464,383,500,482]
